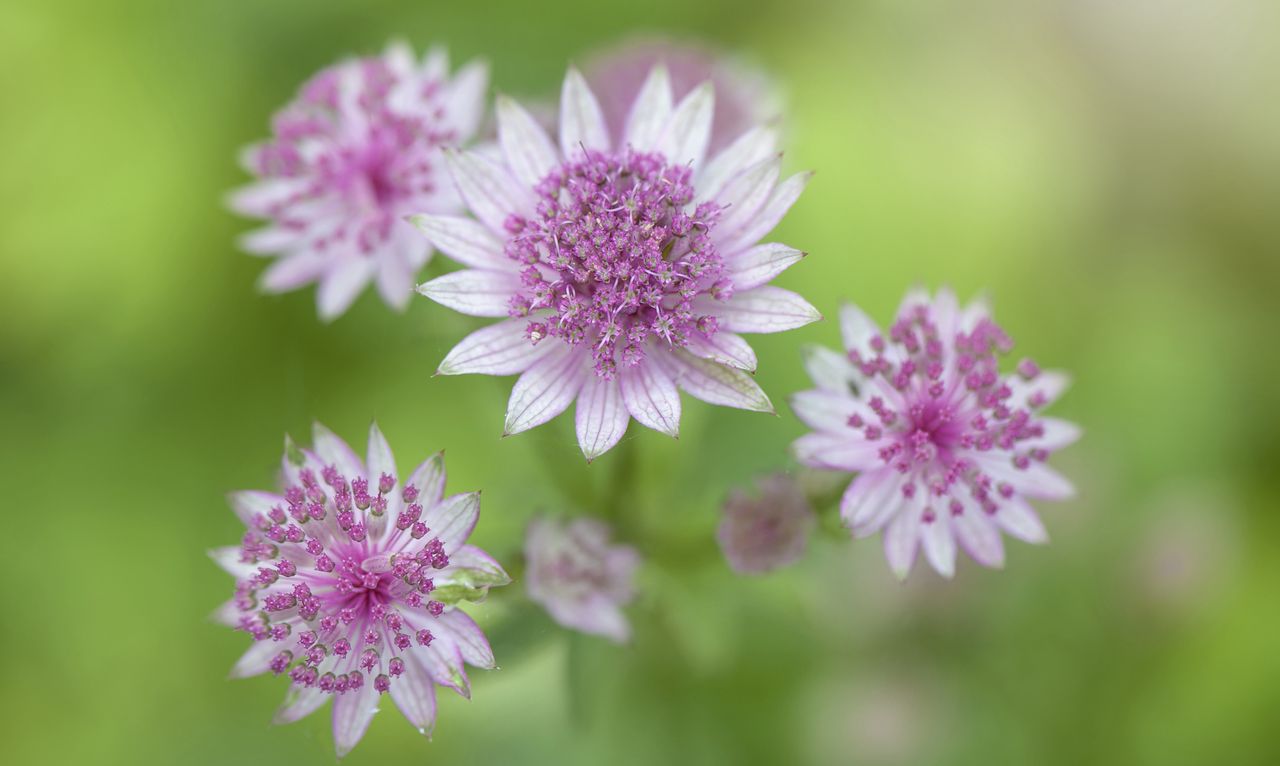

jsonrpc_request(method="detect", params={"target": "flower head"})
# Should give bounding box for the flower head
[791,288,1080,579]
[210,422,510,756]
[718,473,815,574]
[524,516,640,642]
[582,36,783,155]
[230,43,487,320]
[414,66,818,460]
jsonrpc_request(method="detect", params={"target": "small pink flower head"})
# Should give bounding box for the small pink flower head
[210,422,510,757]
[791,288,1080,579]
[582,36,783,155]
[230,42,488,320]
[414,66,818,460]
[718,473,815,574]
[524,516,640,643]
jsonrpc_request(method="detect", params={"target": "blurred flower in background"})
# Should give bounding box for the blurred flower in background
[525,516,640,642]
[415,65,817,459]
[717,472,815,574]
[582,36,783,154]
[229,43,487,320]
[793,288,1080,579]
[211,422,510,756]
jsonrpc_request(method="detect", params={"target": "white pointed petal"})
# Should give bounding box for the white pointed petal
[438,319,553,376]
[696,126,779,203]
[366,422,397,486]
[374,246,416,312]
[273,684,329,725]
[657,82,714,169]
[230,640,281,679]
[952,503,1006,569]
[623,65,673,150]
[801,344,859,393]
[683,331,757,372]
[331,673,380,757]
[312,422,365,479]
[497,95,560,189]
[546,596,631,643]
[227,178,307,217]
[442,60,488,139]
[619,358,681,436]
[920,514,957,578]
[240,226,303,255]
[959,294,994,331]
[211,599,241,627]
[504,345,589,435]
[423,492,480,551]
[976,454,1076,501]
[405,452,446,507]
[258,251,328,292]
[417,269,518,317]
[416,634,470,697]
[883,505,922,581]
[839,301,885,355]
[713,155,780,237]
[438,544,511,590]
[227,490,286,527]
[705,286,821,334]
[793,432,882,472]
[559,68,610,157]
[436,610,497,669]
[575,375,629,460]
[407,214,509,270]
[1008,370,1072,410]
[663,348,772,412]
[726,243,805,291]
[994,497,1050,544]
[840,470,905,537]
[789,389,861,432]
[444,149,530,233]
[724,171,812,250]
[209,546,254,579]
[316,257,374,321]
[390,651,438,735]
[1031,417,1082,451]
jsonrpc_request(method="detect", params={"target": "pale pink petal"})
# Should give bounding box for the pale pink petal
[405,452,446,507]
[312,422,365,479]
[389,651,439,735]
[435,610,497,669]
[725,243,805,291]
[723,171,811,251]
[619,359,682,436]
[416,269,520,317]
[662,348,772,412]
[317,257,374,321]
[422,492,480,551]
[839,301,886,356]
[793,432,883,472]
[920,514,957,578]
[258,251,328,293]
[230,640,282,678]
[683,331,757,372]
[374,247,415,311]
[951,498,1006,568]
[407,214,510,271]
[416,635,470,698]
[656,82,714,168]
[696,126,778,203]
[975,453,1075,500]
[840,469,905,537]
[331,673,380,757]
[240,226,304,255]
[1008,370,1072,409]
[444,148,531,233]
[209,546,255,578]
[366,422,397,486]
[712,155,780,238]
[789,389,862,432]
[705,286,821,334]
[227,490,286,527]
[623,65,674,150]
[801,344,859,394]
[504,345,589,435]
[273,684,329,725]
[437,318,554,376]
[559,68,610,157]
[883,505,922,581]
[497,95,560,189]
[993,497,1050,544]
[575,375,629,460]
[1030,417,1082,451]
[441,60,488,139]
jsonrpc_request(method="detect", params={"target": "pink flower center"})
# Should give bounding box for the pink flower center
[503,148,728,379]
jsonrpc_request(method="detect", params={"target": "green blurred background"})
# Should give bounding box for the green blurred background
[3,0,1279,763]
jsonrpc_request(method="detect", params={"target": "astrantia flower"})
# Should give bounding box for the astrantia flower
[413,66,819,459]
[210,423,510,756]
[582,37,782,155]
[230,43,487,320]
[524,516,640,642]
[791,288,1080,579]
[718,473,815,574]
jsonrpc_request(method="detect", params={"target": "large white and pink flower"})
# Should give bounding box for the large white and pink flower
[413,66,819,460]
[230,43,487,320]
[791,289,1080,579]
[211,422,510,756]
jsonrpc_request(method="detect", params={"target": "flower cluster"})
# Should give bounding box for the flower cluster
[792,289,1079,579]
[212,423,509,756]
[524,516,641,642]
[413,65,818,459]
[230,43,486,319]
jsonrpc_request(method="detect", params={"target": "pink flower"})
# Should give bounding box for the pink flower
[791,288,1080,579]
[413,66,819,460]
[230,43,487,320]
[718,473,815,574]
[524,516,640,643]
[582,36,783,155]
[210,422,510,756]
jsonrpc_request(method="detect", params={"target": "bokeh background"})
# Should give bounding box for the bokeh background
[3,0,1279,763]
